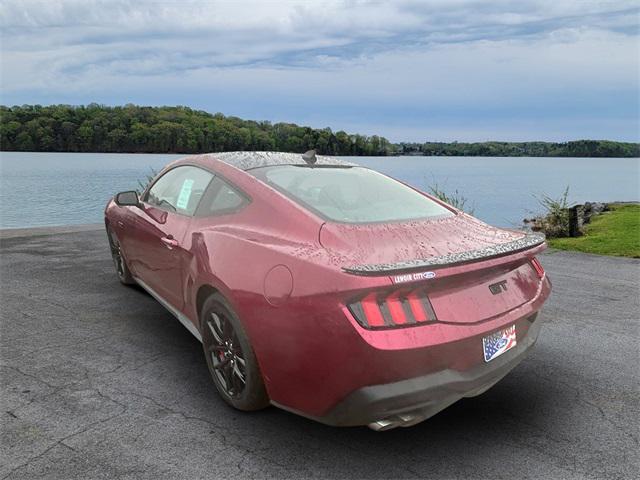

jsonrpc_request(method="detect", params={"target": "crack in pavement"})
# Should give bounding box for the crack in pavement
[1,409,127,480]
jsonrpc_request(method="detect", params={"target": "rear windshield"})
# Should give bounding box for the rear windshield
[250,165,454,223]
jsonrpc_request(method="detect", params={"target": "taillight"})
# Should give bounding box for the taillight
[347,288,437,329]
[530,257,545,279]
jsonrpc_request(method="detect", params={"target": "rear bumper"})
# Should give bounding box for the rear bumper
[305,313,542,429]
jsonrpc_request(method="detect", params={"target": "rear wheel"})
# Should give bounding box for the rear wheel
[106,226,135,285]
[201,293,269,411]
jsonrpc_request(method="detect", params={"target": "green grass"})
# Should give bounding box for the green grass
[548,204,640,258]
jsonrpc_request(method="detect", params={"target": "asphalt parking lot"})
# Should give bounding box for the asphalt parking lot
[1,227,638,479]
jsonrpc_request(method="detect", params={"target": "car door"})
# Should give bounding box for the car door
[129,165,214,309]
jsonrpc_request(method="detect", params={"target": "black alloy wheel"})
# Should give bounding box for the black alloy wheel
[106,226,135,285]
[201,293,269,411]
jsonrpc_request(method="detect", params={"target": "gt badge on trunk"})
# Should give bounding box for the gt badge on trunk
[489,279,508,295]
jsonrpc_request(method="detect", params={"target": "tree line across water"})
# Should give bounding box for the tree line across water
[0,104,391,156]
[396,140,640,158]
[1,104,638,157]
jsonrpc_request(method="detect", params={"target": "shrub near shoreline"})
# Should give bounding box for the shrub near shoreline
[547,203,640,258]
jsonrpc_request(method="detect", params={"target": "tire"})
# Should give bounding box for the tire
[201,293,269,411]
[106,226,136,285]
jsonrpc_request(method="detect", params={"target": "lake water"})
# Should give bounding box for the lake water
[0,152,638,229]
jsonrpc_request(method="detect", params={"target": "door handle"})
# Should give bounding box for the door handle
[161,236,179,249]
[117,221,125,229]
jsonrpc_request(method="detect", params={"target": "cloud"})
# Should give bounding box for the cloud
[1,0,638,141]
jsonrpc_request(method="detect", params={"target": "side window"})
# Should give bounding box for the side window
[195,176,248,217]
[145,166,213,216]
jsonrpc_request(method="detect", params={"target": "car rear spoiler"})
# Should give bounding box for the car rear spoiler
[342,232,546,276]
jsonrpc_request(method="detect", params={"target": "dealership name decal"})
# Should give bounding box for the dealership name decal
[392,271,436,284]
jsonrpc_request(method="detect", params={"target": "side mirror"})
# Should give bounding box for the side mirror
[115,191,140,207]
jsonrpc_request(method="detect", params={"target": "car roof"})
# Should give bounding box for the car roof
[197,151,358,171]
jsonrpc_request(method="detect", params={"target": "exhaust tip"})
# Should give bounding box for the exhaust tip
[368,413,423,431]
[368,418,398,431]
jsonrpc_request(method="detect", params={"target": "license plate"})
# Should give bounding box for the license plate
[482,325,517,362]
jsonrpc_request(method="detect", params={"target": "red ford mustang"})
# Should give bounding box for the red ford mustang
[105,151,551,430]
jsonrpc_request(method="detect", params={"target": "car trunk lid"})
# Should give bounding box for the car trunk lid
[322,214,546,326]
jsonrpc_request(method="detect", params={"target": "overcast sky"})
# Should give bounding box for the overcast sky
[1,0,638,142]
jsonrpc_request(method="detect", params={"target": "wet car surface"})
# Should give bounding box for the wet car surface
[102,151,551,429]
